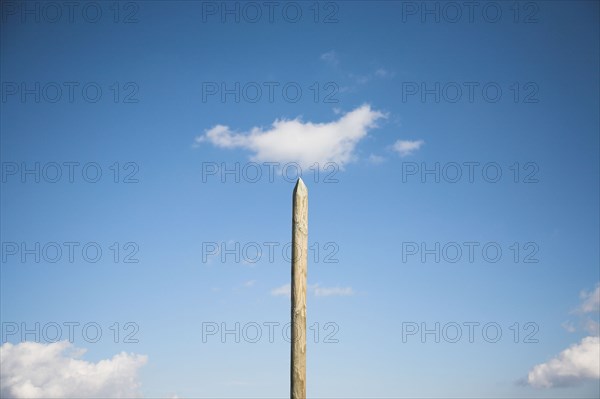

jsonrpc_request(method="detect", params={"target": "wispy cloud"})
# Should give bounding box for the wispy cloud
[313,284,354,297]
[583,319,600,335]
[243,279,256,287]
[320,50,339,67]
[271,283,291,297]
[392,139,424,157]
[271,283,354,298]
[561,321,576,333]
[347,69,394,86]
[375,68,393,78]
[0,341,147,398]
[348,73,371,85]
[576,284,600,314]
[319,51,393,86]
[367,154,386,165]
[196,104,386,170]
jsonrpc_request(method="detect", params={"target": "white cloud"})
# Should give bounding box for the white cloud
[320,50,339,67]
[392,139,424,157]
[243,279,256,287]
[577,284,600,314]
[0,341,147,398]
[527,336,600,388]
[196,105,386,170]
[270,283,354,297]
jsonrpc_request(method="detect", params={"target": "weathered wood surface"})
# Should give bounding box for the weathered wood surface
[291,178,308,399]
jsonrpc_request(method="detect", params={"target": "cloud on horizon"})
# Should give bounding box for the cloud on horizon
[0,341,147,398]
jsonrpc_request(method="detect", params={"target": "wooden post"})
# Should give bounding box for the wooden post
[291,178,308,399]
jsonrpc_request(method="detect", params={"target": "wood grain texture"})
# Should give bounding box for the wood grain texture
[291,178,308,399]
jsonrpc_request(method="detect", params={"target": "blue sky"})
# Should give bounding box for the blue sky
[1,1,599,398]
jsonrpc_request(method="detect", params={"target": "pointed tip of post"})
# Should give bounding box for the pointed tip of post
[294,177,308,197]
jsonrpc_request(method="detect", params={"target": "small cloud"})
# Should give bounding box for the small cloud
[349,73,371,85]
[271,283,354,298]
[320,50,339,67]
[367,154,385,164]
[392,139,424,157]
[375,68,392,78]
[312,284,354,297]
[271,283,291,297]
[196,104,386,170]
[527,336,600,388]
[243,280,256,287]
[0,341,147,398]
[576,284,600,314]
[348,68,394,86]
[561,321,576,333]
[583,319,599,335]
